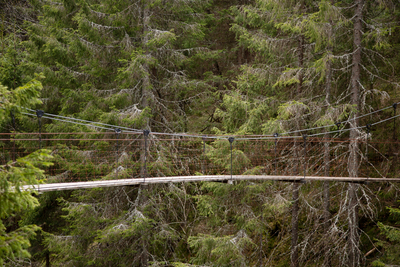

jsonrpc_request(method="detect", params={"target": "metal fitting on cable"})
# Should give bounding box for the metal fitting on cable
[366,124,372,134]
[36,110,44,118]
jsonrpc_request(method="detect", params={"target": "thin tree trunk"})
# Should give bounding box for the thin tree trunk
[45,251,50,267]
[139,2,150,265]
[348,0,363,266]
[323,144,331,260]
[136,183,149,267]
[291,135,301,267]
[323,10,334,266]
[297,35,304,95]
[323,135,331,267]
[296,0,305,96]
[140,0,151,179]
[291,181,300,267]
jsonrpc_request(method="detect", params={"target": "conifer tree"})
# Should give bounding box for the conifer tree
[25,0,212,133]
[0,79,53,265]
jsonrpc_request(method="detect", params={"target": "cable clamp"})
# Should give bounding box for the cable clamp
[143,129,150,136]
[273,133,279,138]
[36,110,44,118]
[366,124,372,134]
[228,137,235,143]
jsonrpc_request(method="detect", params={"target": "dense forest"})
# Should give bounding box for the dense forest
[1,0,400,266]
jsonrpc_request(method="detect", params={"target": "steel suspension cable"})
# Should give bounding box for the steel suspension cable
[6,101,400,141]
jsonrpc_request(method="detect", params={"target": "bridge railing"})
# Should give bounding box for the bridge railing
[1,132,399,182]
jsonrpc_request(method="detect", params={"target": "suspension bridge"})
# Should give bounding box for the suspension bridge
[2,103,400,192]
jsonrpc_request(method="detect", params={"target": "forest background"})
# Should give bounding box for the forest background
[1,0,400,266]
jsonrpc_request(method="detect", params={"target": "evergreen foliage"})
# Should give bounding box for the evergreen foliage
[0,80,52,265]
[1,0,400,266]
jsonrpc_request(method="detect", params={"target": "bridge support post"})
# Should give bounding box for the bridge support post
[273,133,279,175]
[10,110,16,161]
[115,128,121,178]
[394,103,397,140]
[302,135,307,180]
[228,137,234,184]
[202,135,207,175]
[141,130,150,184]
[366,124,371,180]
[36,110,44,149]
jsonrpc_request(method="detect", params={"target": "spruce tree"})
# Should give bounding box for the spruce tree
[24,0,212,132]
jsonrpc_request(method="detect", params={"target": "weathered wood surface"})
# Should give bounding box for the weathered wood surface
[23,175,400,193]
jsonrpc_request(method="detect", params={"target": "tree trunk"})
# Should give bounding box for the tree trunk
[140,0,151,179]
[348,0,363,266]
[137,184,149,267]
[296,0,305,96]
[323,10,334,266]
[291,182,300,267]
[323,133,331,267]
[45,251,50,267]
[297,35,304,95]
[291,134,301,267]
[139,2,150,265]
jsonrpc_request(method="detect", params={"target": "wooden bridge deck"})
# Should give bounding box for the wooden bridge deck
[24,175,400,193]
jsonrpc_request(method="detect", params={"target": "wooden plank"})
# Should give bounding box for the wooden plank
[22,175,400,193]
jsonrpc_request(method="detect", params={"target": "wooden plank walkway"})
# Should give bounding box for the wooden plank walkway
[24,175,400,193]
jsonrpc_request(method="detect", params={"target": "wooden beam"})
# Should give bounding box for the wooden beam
[22,175,400,193]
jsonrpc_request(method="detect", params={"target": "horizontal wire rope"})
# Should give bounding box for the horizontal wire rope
[22,107,142,133]
[3,100,399,140]
[308,113,400,137]
[16,111,400,141]
[18,106,229,139]
[278,102,398,136]
[22,112,116,131]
